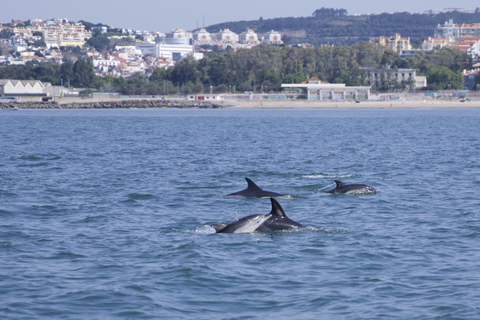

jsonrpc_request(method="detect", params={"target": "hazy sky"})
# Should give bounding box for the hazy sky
[1,0,479,33]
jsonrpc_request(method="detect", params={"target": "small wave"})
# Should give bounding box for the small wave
[276,194,297,200]
[302,226,347,233]
[190,225,344,235]
[190,225,217,234]
[303,172,356,179]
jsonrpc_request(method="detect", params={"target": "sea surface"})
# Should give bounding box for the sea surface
[1,107,479,319]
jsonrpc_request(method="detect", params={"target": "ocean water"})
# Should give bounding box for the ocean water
[1,107,479,319]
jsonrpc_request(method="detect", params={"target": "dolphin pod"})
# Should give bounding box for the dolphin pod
[212,198,303,233]
[208,178,377,234]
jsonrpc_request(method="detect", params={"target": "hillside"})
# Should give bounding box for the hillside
[204,10,480,46]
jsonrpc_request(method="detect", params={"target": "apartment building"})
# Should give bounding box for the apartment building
[435,19,480,38]
[376,34,411,54]
[263,30,283,45]
[360,67,427,90]
[422,36,480,60]
[192,28,283,48]
[216,29,238,45]
[29,20,92,48]
[239,29,259,45]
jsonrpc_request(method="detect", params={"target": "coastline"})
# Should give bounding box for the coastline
[229,98,480,109]
[3,96,480,109]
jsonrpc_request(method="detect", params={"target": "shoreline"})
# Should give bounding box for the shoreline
[2,96,480,109]
[229,98,480,109]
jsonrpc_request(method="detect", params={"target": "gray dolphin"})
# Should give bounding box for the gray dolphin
[327,180,377,195]
[212,198,303,233]
[225,178,283,198]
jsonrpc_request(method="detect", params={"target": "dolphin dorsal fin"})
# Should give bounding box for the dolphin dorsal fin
[245,178,262,190]
[269,198,287,217]
[334,180,346,188]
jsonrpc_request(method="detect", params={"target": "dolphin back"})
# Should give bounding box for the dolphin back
[213,198,303,233]
[225,177,283,198]
[327,180,377,194]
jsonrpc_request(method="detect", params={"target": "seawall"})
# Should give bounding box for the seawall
[2,99,227,109]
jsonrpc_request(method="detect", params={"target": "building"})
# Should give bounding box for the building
[360,67,427,90]
[375,34,411,54]
[0,79,51,96]
[422,37,453,51]
[435,19,480,38]
[422,36,480,60]
[194,28,212,44]
[263,30,283,45]
[462,69,480,90]
[281,77,371,101]
[29,20,92,48]
[156,42,194,61]
[239,29,259,45]
[216,29,238,45]
[166,28,193,42]
[135,42,156,56]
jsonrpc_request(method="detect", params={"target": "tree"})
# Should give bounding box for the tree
[0,29,13,39]
[72,58,95,88]
[312,8,348,18]
[60,61,74,85]
[380,50,400,68]
[150,67,172,82]
[283,72,306,84]
[87,35,110,52]
[171,57,201,87]
[427,66,463,90]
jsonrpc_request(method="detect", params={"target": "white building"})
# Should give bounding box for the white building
[263,30,283,45]
[0,79,52,96]
[435,19,480,38]
[166,28,193,42]
[194,28,212,43]
[239,29,259,45]
[156,43,194,61]
[135,42,156,56]
[216,29,238,44]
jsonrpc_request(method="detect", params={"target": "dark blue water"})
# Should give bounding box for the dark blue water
[1,108,479,319]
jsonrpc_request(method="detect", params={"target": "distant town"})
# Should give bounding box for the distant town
[1,8,480,102]
[0,18,285,78]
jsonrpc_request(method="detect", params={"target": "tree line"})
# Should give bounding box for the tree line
[0,58,95,88]
[0,43,473,93]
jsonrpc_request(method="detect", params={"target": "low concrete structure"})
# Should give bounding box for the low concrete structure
[281,77,371,101]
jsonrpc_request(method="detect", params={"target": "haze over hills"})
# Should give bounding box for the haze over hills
[202,8,480,46]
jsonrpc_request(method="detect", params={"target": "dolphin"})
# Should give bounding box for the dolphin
[225,177,283,198]
[327,180,377,195]
[212,198,303,233]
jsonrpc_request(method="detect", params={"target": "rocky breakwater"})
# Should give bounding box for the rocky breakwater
[4,99,228,109]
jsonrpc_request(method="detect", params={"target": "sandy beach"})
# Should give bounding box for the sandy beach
[229,98,480,109]
[9,95,480,109]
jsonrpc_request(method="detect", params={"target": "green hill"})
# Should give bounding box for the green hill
[204,9,480,46]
